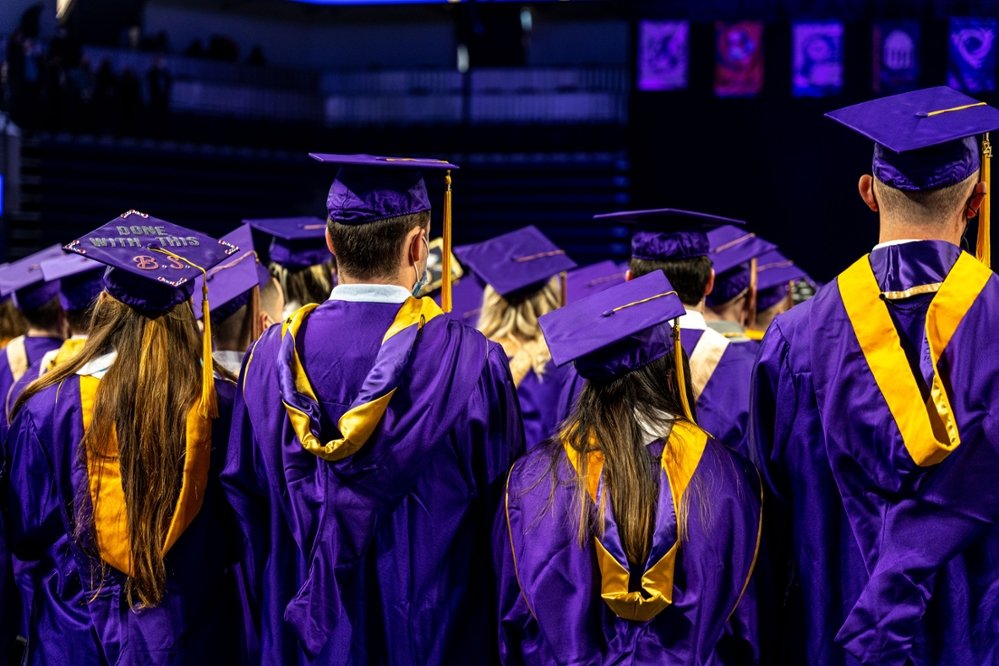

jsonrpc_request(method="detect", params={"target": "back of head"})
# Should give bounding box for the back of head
[629,255,712,306]
[0,299,27,342]
[259,275,285,324]
[478,276,561,384]
[270,260,336,313]
[328,211,430,282]
[16,292,207,608]
[874,170,978,230]
[23,294,65,334]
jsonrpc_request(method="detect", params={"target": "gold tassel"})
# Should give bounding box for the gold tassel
[442,170,453,312]
[978,133,992,269]
[673,320,695,424]
[559,271,568,307]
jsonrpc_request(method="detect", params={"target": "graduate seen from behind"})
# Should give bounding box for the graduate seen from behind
[496,270,762,664]
[702,225,776,345]
[457,225,576,449]
[246,216,335,316]
[751,86,999,665]
[222,154,525,665]
[1,212,242,664]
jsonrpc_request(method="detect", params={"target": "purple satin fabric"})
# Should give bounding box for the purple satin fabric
[707,264,751,307]
[517,361,573,450]
[12,281,61,312]
[631,230,710,262]
[751,239,999,665]
[103,267,194,316]
[0,336,63,434]
[496,438,761,664]
[222,299,524,665]
[326,167,431,225]
[873,136,979,191]
[1,376,242,665]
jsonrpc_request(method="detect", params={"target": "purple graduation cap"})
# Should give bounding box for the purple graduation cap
[192,224,268,321]
[437,272,485,325]
[454,226,577,299]
[826,86,999,267]
[39,252,104,312]
[754,250,811,311]
[0,245,69,311]
[244,217,329,271]
[310,152,460,310]
[564,260,627,305]
[595,208,744,263]
[539,270,687,384]
[705,225,777,307]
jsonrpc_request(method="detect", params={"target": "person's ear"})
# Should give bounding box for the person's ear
[859,174,879,212]
[259,311,274,332]
[406,227,424,266]
[625,269,633,282]
[967,180,988,218]
[325,226,336,255]
[704,269,715,297]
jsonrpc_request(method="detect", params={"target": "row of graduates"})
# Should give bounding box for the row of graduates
[2,85,999,665]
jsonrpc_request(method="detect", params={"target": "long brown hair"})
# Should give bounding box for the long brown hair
[477,276,561,385]
[271,260,336,314]
[14,292,217,607]
[558,352,696,567]
[0,299,27,344]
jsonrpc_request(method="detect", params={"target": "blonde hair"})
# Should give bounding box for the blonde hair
[477,275,561,385]
[271,260,336,314]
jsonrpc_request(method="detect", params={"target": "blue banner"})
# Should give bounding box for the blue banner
[948,17,997,93]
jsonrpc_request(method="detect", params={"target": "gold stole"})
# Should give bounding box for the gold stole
[564,420,708,622]
[79,375,212,575]
[6,335,27,382]
[45,337,88,374]
[838,252,991,467]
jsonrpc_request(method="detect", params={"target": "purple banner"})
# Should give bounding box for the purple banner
[873,21,921,94]
[715,21,764,97]
[637,20,689,92]
[948,17,997,93]
[792,22,844,97]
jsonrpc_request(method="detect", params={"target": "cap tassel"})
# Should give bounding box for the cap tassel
[747,257,759,330]
[978,133,992,269]
[559,271,568,307]
[672,320,696,424]
[151,247,218,419]
[442,170,453,312]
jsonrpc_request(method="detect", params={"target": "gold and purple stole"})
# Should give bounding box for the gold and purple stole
[563,420,709,622]
[79,375,212,576]
[46,337,88,373]
[838,251,991,467]
[279,296,443,461]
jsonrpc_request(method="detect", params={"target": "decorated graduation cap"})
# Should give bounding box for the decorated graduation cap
[455,226,577,299]
[827,86,999,268]
[310,152,459,310]
[565,260,627,304]
[39,252,104,312]
[0,245,68,311]
[192,224,268,322]
[705,225,777,307]
[539,270,695,421]
[754,250,811,311]
[244,217,329,270]
[595,208,745,263]
[65,210,239,418]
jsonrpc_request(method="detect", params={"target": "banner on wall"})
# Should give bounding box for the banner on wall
[637,20,689,91]
[792,21,844,97]
[948,17,997,93]
[873,21,921,93]
[714,21,764,97]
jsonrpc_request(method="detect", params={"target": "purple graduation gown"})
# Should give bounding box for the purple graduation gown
[496,434,762,665]
[222,298,525,665]
[0,375,241,665]
[0,336,63,431]
[517,360,573,450]
[751,240,999,665]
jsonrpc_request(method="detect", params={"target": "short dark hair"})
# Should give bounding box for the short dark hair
[23,296,64,331]
[328,211,430,281]
[629,255,712,306]
[66,307,93,335]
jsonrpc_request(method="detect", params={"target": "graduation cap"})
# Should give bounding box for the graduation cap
[827,86,999,268]
[454,226,577,300]
[192,224,268,322]
[244,217,329,270]
[310,153,459,310]
[594,208,745,263]
[539,270,695,421]
[705,225,777,307]
[564,260,627,304]
[754,250,811,312]
[65,210,239,418]
[437,273,485,325]
[40,252,104,312]
[0,245,68,311]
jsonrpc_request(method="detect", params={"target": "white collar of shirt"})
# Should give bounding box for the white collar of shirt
[677,308,707,330]
[76,350,117,379]
[872,238,920,251]
[213,350,245,377]
[329,284,412,304]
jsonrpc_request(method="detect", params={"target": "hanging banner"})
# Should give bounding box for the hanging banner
[715,21,765,97]
[873,21,921,94]
[792,21,844,97]
[637,20,690,91]
[948,17,997,93]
